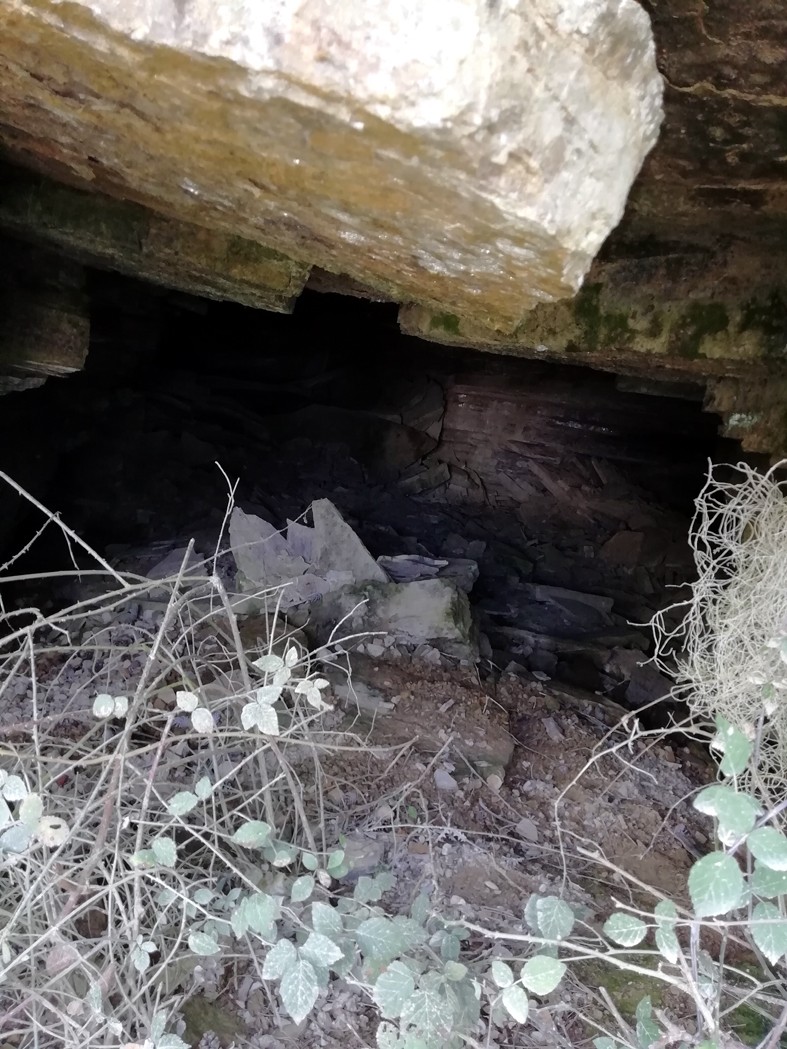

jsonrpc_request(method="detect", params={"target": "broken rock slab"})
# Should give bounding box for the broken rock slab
[229,500,385,610]
[310,579,478,661]
[0,0,662,329]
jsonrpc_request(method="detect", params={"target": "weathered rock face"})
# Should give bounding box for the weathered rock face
[0,0,662,329]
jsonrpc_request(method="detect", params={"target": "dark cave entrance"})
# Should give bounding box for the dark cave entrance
[0,270,743,711]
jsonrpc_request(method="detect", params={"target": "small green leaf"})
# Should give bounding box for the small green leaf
[167,791,199,816]
[688,852,746,917]
[444,961,467,981]
[244,892,280,936]
[501,984,529,1024]
[603,913,648,947]
[92,694,115,719]
[311,902,343,938]
[231,821,272,848]
[291,875,315,903]
[301,932,344,967]
[194,776,213,800]
[157,1036,190,1049]
[520,955,566,995]
[302,853,319,871]
[750,901,787,964]
[0,824,31,853]
[373,961,415,1018]
[266,841,297,867]
[401,986,455,1033]
[326,849,345,870]
[635,996,660,1049]
[256,684,283,704]
[151,835,177,867]
[356,916,404,964]
[191,707,214,734]
[192,887,214,906]
[254,654,285,674]
[535,896,574,940]
[694,786,760,842]
[263,938,297,979]
[1,775,28,802]
[747,827,787,871]
[175,691,199,712]
[593,1040,619,1049]
[712,716,752,778]
[19,793,43,828]
[113,695,129,718]
[490,959,514,988]
[280,956,320,1023]
[752,861,787,898]
[654,900,680,963]
[411,893,430,925]
[241,702,280,734]
[188,930,220,956]
[36,816,69,847]
[131,945,152,972]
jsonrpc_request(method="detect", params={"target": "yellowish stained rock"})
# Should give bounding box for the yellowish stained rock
[0,0,662,329]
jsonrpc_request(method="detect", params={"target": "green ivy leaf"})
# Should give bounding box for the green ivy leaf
[231,821,272,848]
[311,901,343,938]
[693,786,760,842]
[501,984,529,1024]
[151,835,177,868]
[263,938,296,979]
[654,900,680,963]
[131,944,152,972]
[688,853,745,917]
[167,791,199,817]
[373,960,416,1018]
[19,793,43,828]
[241,702,280,735]
[1,775,28,801]
[291,875,315,903]
[520,955,566,995]
[750,901,787,964]
[603,913,648,947]
[712,716,753,778]
[301,932,344,967]
[175,691,199,713]
[191,708,214,734]
[92,693,115,719]
[751,861,787,898]
[747,827,787,871]
[157,1036,190,1049]
[326,849,345,870]
[400,986,455,1034]
[280,956,320,1023]
[535,897,574,941]
[188,930,220,956]
[635,996,660,1049]
[254,655,285,674]
[245,892,280,936]
[490,960,514,988]
[356,916,405,964]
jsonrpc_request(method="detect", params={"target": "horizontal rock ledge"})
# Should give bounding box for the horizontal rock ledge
[0,0,662,329]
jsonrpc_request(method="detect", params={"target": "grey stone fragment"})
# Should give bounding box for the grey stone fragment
[434,769,459,792]
[338,834,385,882]
[311,579,477,659]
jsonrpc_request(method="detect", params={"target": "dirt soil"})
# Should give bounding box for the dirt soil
[187,656,718,1049]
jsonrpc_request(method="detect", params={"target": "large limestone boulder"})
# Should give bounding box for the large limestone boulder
[0,0,662,329]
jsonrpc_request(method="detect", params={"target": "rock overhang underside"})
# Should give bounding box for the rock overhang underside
[0,0,785,455]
